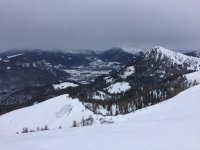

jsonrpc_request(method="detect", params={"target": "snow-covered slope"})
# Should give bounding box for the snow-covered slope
[147,46,200,70]
[105,81,131,94]
[100,46,200,95]
[119,66,135,79]
[0,94,99,135]
[185,71,200,83]
[53,82,78,90]
[0,85,200,150]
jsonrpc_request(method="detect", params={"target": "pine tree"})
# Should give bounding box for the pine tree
[72,120,77,127]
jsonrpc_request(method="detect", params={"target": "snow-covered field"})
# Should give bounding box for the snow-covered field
[0,94,99,135]
[53,82,78,90]
[120,66,135,79]
[0,85,200,150]
[150,46,200,70]
[185,71,200,83]
[105,81,131,94]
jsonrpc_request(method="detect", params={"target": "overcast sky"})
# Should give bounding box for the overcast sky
[0,0,199,51]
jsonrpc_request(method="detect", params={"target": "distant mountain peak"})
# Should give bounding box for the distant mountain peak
[150,46,177,55]
[146,46,200,67]
[113,46,200,85]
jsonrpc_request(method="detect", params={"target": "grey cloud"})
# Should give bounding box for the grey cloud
[0,0,200,50]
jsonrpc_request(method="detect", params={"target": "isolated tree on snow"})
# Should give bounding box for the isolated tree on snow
[44,125,49,130]
[21,127,28,133]
[72,120,77,127]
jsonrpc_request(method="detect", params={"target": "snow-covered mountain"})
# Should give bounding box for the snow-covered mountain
[147,46,200,70]
[87,47,200,98]
[104,46,200,92]
[0,84,199,150]
[77,46,200,115]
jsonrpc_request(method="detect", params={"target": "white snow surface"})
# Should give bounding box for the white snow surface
[0,85,200,150]
[0,94,101,135]
[104,76,114,84]
[185,71,200,83]
[105,81,131,94]
[53,82,78,90]
[149,46,200,70]
[120,66,135,79]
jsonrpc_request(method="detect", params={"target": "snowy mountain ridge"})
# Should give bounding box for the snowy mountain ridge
[147,46,200,70]
[117,46,200,81]
[79,46,200,116]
